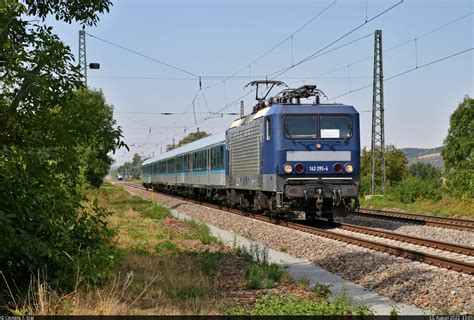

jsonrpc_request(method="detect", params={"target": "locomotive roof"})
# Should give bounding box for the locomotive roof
[228,103,358,129]
[143,132,226,165]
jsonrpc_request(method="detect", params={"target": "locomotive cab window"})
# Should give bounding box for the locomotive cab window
[284,115,318,139]
[320,115,352,139]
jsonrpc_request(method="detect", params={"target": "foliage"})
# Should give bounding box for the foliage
[311,283,332,300]
[442,96,473,198]
[360,145,409,194]
[395,176,442,203]
[0,0,119,302]
[225,294,373,316]
[409,162,441,181]
[115,153,142,180]
[244,263,283,289]
[166,131,210,151]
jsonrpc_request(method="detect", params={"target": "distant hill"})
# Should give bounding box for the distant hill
[401,146,444,168]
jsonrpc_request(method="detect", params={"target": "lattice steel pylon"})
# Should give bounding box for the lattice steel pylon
[78,29,87,86]
[370,29,386,194]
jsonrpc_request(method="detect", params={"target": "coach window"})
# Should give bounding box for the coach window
[266,118,271,141]
[320,115,352,139]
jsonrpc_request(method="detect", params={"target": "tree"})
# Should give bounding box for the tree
[116,153,143,180]
[409,162,441,181]
[166,131,209,151]
[442,96,473,198]
[0,0,119,298]
[360,145,409,194]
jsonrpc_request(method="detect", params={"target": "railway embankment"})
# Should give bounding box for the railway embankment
[119,182,474,314]
[19,182,377,315]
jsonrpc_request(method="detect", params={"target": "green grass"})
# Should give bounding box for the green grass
[184,218,216,245]
[361,194,474,218]
[155,241,181,254]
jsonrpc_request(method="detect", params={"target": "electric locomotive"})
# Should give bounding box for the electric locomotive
[142,80,360,220]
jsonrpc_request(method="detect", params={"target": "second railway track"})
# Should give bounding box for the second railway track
[357,208,474,232]
[119,181,474,275]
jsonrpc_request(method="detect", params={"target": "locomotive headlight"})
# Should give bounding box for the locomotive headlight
[284,163,293,173]
[345,163,354,173]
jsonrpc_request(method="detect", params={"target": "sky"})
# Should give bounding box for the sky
[48,0,473,165]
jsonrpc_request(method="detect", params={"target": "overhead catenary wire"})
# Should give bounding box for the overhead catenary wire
[149,0,403,149]
[86,32,200,78]
[311,11,474,80]
[328,47,473,101]
[266,0,405,80]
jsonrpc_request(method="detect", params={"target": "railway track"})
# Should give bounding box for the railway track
[118,181,474,275]
[357,208,474,232]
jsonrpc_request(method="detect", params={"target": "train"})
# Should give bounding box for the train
[141,81,360,220]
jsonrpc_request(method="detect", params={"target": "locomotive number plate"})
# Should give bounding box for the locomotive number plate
[309,166,329,172]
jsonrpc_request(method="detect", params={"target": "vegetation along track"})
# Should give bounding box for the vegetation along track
[358,208,474,232]
[119,182,474,275]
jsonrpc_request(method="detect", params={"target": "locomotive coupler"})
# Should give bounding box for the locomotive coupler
[315,188,323,216]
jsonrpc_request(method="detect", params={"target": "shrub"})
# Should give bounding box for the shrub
[244,263,283,290]
[395,176,442,203]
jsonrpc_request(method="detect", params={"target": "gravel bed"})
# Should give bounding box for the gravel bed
[344,215,474,247]
[124,186,474,314]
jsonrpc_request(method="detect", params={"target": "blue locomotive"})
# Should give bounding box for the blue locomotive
[142,81,360,220]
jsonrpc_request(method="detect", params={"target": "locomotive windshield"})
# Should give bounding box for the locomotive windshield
[284,115,353,139]
[284,115,318,139]
[320,115,352,139]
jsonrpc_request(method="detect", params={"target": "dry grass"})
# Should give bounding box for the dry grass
[9,183,246,315]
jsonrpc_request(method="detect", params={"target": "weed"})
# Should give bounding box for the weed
[244,263,282,290]
[296,276,310,288]
[184,219,215,245]
[279,245,288,253]
[311,283,332,300]
[390,305,399,319]
[237,243,269,264]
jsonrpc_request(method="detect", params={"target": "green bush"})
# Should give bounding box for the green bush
[395,176,442,203]
[244,263,283,290]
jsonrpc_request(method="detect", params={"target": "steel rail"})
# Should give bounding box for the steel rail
[358,208,474,232]
[118,182,474,275]
[337,223,474,256]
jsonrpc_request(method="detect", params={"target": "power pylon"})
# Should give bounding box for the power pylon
[370,29,386,194]
[79,29,87,86]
